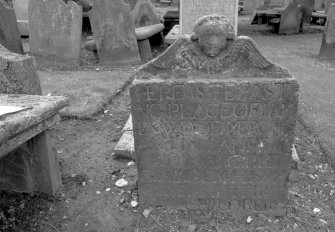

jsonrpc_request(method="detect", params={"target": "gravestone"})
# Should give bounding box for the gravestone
[180,0,239,36]
[28,0,82,67]
[131,15,299,216]
[279,2,302,34]
[300,0,314,24]
[89,0,141,65]
[0,44,41,95]
[0,0,24,54]
[325,0,335,13]
[132,0,161,27]
[124,0,138,10]
[319,3,335,59]
[13,0,29,36]
[314,0,325,10]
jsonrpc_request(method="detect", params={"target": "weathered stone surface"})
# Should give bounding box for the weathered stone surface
[0,0,24,54]
[279,2,302,34]
[124,0,138,10]
[319,3,335,59]
[28,0,82,67]
[165,24,180,44]
[130,15,298,215]
[325,0,335,13]
[0,94,69,195]
[89,0,141,66]
[13,0,29,36]
[114,130,135,159]
[132,0,161,27]
[180,0,238,36]
[314,0,325,11]
[136,23,165,40]
[0,44,41,95]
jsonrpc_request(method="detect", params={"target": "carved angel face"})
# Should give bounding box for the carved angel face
[198,33,227,57]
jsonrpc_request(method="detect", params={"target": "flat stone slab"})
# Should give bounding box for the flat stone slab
[165,24,180,44]
[114,130,135,159]
[0,94,68,156]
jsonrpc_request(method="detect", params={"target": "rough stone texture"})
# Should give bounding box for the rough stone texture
[13,0,29,36]
[319,3,335,59]
[132,0,161,27]
[130,15,299,216]
[180,0,239,36]
[28,0,82,67]
[314,0,325,10]
[0,94,69,195]
[325,0,335,13]
[165,24,180,44]
[0,0,24,54]
[136,23,165,40]
[89,0,141,66]
[279,2,302,34]
[0,44,41,95]
[124,0,137,10]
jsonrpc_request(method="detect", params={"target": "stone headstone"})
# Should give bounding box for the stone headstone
[28,0,82,67]
[89,0,141,66]
[0,44,41,95]
[279,2,302,34]
[130,15,298,216]
[0,0,24,54]
[180,0,238,36]
[319,3,335,59]
[314,0,325,11]
[325,0,335,13]
[124,0,138,10]
[13,0,29,36]
[132,0,161,28]
[300,0,314,23]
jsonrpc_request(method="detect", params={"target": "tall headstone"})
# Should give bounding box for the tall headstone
[28,0,82,67]
[13,0,29,36]
[325,0,335,13]
[180,0,238,36]
[319,4,335,59]
[132,0,161,28]
[0,44,41,95]
[0,0,24,54]
[131,15,298,216]
[279,2,302,34]
[89,0,141,65]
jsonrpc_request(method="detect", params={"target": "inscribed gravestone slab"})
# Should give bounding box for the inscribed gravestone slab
[28,0,82,67]
[0,44,41,95]
[319,4,335,59]
[131,15,299,216]
[180,0,238,35]
[0,0,24,54]
[13,0,29,36]
[279,2,302,34]
[89,0,141,66]
[132,0,161,27]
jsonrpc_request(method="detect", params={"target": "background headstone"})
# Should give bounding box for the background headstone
[325,0,335,13]
[89,0,141,66]
[314,0,325,10]
[0,0,24,54]
[28,0,82,67]
[319,3,335,59]
[124,0,138,10]
[13,0,29,36]
[180,0,239,36]
[279,2,302,34]
[0,44,41,95]
[132,0,161,27]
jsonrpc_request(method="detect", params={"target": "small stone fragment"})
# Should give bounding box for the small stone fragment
[127,161,135,166]
[104,110,109,114]
[293,223,298,229]
[82,182,86,186]
[96,191,101,195]
[130,200,138,207]
[106,188,111,192]
[115,178,128,187]
[188,224,197,232]
[313,208,321,214]
[308,174,316,180]
[143,207,153,218]
[247,216,253,223]
[319,218,328,224]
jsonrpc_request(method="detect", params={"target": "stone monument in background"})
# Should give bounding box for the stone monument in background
[131,15,299,215]
[319,3,335,59]
[0,0,24,54]
[180,0,238,35]
[13,0,29,36]
[89,0,141,65]
[28,0,82,67]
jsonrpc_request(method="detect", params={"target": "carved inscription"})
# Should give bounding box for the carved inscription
[180,0,238,35]
[132,81,297,214]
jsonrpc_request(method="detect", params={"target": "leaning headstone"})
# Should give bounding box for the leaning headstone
[319,3,335,59]
[132,0,161,28]
[28,0,82,67]
[89,0,141,66]
[13,0,29,36]
[0,0,24,54]
[0,44,41,95]
[180,0,239,36]
[279,2,302,34]
[131,15,299,216]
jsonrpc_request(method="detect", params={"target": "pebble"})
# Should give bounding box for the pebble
[130,200,138,208]
[106,188,111,192]
[313,208,321,214]
[82,182,86,186]
[319,219,328,224]
[96,191,101,195]
[143,207,153,218]
[115,178,128,187]
[104,110,109,114]
[127,161,135,166]
[308,174,316,180]
[247,216,253,223]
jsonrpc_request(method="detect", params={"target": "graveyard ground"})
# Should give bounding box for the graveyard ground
[1,17,335,232]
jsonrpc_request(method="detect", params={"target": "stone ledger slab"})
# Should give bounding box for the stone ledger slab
[0,0,24,54]
[28,0,82,67]
[0,44,41,95]
[89,0,141,66]
[130,15,299,216]
[319,3,335,59]
[180,0,239,36]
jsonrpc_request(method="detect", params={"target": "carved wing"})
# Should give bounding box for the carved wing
[231,36,274,69]
[140,37,190,72]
